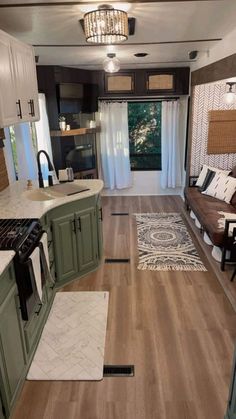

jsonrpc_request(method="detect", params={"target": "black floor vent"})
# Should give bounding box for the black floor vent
[103,365,134,377]
[111,212,129,216]
[105,258,130,264]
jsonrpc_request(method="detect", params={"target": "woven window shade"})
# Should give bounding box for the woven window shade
[107,75,133,92]
[148,74,174,90]
[207,110,236,154]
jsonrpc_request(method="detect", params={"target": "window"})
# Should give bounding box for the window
[6,122,38,180]
[9,126,18,177]
[128,101,161,170]
[3,94,52,182]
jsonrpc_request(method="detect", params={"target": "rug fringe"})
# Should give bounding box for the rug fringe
[137,264,207,272]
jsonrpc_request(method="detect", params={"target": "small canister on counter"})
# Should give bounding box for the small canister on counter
[67,167,74,182]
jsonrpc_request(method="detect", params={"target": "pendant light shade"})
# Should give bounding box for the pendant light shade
[84,4,128,44]
[103,53,120,73]
[223,82,236,105]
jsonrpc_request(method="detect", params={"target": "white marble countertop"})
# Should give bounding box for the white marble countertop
[0,179,103,276]
[0,179,103,219]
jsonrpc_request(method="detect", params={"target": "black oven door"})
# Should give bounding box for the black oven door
[14,243,50,321]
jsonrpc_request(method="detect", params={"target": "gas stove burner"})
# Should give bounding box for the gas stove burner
[0,218,42,261]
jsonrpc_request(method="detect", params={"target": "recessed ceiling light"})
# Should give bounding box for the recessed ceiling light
[188,50,198,60]
[134,53,148,58]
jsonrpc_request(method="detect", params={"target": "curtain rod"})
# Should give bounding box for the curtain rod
[98,97,180,102]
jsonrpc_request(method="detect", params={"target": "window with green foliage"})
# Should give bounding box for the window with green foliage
[9,126,18,177]
[8,123,38,179]
[128,102,161,170]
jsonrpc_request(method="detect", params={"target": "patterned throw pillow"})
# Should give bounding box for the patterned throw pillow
[198,169,216,192]
[196,165,231,187]
[202,173,236,203]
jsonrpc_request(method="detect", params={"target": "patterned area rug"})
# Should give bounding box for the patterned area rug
[27,291,109,381]
[135,213,207,271]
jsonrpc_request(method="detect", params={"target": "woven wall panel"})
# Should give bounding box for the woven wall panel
[148,74,173,90]
[0,148,9,192]
[209,110,236,121]
[107,75,133,92]
[207,110,236,154]
[190,82,236,176]
[0,129,9,192]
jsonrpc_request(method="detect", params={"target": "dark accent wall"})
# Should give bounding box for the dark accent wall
[191,53,236,86]
[37,65,190,170]
[36,65,97,169]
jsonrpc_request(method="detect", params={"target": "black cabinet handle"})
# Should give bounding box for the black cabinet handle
[31,99,35,116]
[35,304,42,316]
[77,217,82,232]
[16,100,22,119]
[99,207,103,221]
[28,99,33,116]
[28,99,35,117]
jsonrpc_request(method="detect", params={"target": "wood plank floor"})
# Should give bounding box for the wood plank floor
[12,196,236,419]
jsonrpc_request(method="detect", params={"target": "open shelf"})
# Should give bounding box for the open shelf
[50,127,100,137]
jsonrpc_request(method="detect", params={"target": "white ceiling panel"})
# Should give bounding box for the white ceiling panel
[34,41,218,68]
[0,0,235,69]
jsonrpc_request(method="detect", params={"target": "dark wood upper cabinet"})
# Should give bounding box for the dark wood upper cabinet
[97,67,190,97]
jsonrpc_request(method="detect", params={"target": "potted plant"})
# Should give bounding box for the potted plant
[59,115,66,131]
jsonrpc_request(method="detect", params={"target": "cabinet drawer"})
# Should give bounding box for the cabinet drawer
[24,289,47,354]
[0,263,15,305]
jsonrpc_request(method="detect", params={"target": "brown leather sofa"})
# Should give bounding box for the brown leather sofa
[184,172,236,271]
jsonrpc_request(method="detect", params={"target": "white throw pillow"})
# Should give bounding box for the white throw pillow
[196,165,231,187]
[202,173,236,203]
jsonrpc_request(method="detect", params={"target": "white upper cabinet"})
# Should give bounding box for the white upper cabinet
[0,34,18,127]
[0,30,39,128]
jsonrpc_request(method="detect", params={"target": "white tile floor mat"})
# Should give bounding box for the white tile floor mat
[27,291,109,381]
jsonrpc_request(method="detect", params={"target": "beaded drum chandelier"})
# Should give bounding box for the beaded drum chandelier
[84,4,128,44]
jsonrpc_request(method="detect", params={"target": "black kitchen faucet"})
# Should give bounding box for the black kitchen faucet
[36,149,54,188]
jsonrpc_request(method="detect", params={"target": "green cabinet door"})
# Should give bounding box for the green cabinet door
[0,397,5,419]
[52,213,78,282]
[225,348,236,419]
[75,207,98,272]
[0,284,26,417]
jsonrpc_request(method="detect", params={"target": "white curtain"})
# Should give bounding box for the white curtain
[161,101,182,189]
[14,123,38,180]
[99,101,131,190]
[35,93,54,180]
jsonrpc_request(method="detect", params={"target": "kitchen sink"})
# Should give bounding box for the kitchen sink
[23,188,65,201]
[23,183,90,201]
